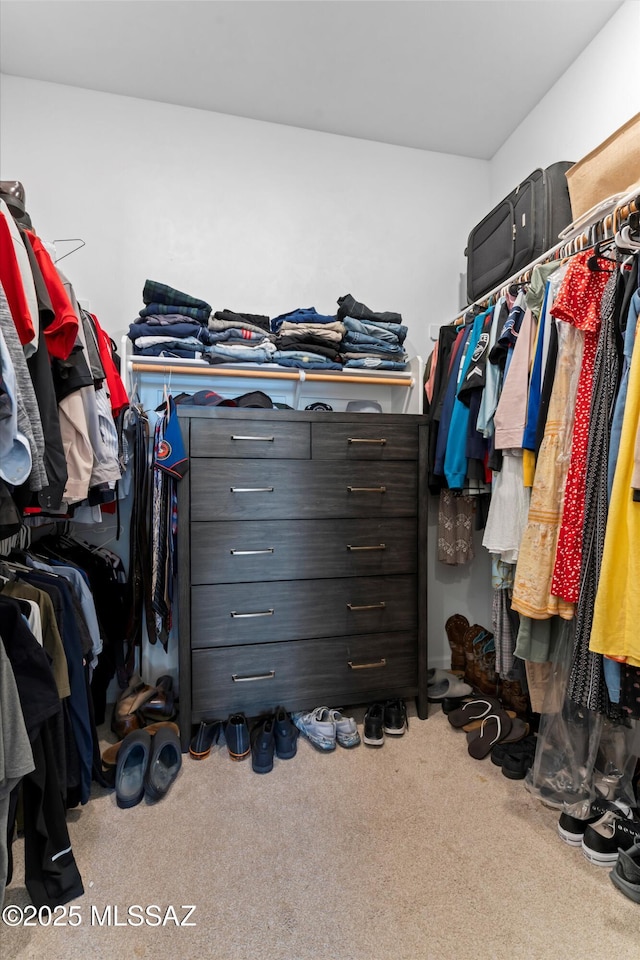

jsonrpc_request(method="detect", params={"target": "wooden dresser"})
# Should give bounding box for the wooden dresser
[176,406,428,750]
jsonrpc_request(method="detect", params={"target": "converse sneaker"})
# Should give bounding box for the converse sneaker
[557,797,615,847]
[581,803,640,866]
[383,699,408,736]
[363,703,384,747]
[292,706,336,752]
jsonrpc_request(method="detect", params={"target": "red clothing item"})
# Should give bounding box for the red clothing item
[24,231,78,360]
[91,313,129,415]
[550,252,613,607]
[0,213,36,345]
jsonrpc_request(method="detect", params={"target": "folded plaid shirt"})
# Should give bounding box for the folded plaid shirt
[142,279,211,312]
[139,303,211,322]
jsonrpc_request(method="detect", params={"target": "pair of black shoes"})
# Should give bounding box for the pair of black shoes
[490,734,537,779]
[115,726,182,808]
[363,699,408,747]
[251,708,299,774]
[189,714,249,761]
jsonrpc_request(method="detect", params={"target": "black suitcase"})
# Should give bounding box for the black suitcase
[465,162,574,304]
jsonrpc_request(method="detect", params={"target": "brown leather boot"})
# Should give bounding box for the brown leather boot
[500,677,530,717]
[445,614,470,673]
[464,624,497,697]
[111,674,156,739]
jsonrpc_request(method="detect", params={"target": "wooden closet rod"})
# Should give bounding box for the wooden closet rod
[452,190,640,323]
[129,361,414,388]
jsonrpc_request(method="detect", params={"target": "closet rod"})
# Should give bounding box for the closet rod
[452,190,640,322]
[129,361,413,388]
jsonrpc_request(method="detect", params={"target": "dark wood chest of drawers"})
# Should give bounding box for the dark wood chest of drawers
[176,406,428,750]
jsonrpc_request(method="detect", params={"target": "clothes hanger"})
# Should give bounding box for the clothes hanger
[52,238,86,263]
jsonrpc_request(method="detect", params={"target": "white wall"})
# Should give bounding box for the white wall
[0,75,488,361]
[490,0,640,200]
[0,73,493,676]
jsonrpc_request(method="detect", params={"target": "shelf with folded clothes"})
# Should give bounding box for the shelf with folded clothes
[123,283,423,414]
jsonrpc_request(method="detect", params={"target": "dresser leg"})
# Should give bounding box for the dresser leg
[416,692,428,720]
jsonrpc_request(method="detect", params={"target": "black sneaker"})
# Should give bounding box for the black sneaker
[251,717,275,774]
[383,699,408,737]
[224,713,251,761]
[363,703,384,747]
[273,706,298,760]
[557,797,613,847]
[582,803,640,866]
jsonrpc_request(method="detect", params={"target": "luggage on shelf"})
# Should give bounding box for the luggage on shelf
[465,162,574,304]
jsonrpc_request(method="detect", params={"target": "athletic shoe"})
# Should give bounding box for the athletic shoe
[327,708,360,748]
[610,842,640,903]
[581,803,640,866]
[292,706,336,752]
[363,703,384,747]
[383,699,408,736]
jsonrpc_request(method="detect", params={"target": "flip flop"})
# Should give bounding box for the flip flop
[467,711,513,760]
[462,709,516,733]
[447,696,502,728]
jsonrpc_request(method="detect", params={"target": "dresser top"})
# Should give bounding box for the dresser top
[176,406,428,425]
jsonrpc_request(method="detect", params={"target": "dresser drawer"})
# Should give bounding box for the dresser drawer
[312,421,417,460]
[190,460,417,520]
[190,518,417,584]
[191,574,417,647]
[190,418,310,458]
[191,632,418,717]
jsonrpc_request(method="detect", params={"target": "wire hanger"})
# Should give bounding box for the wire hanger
[52,238,86,263]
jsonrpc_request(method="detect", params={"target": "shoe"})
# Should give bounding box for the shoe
[490,733,536,768]
[557,797,616,847]
[111,674,157,739]
[143,726,182,802]
[224,713,251,761]
[363,703,384,747]
[139,675,177,722]
[273,706,298,759]
[500,737,537,779]
[251,717,276,773]
[582,803,640,866]
[103,721,180,769]
[467,711,513,760]
[441,695,474,715]
[383,699,408,736]
[293,706,337,752]
[610,842,640,902]
[445,613,469,673]
[448,696,503,729]
[115,729,152,809]
[189,719,222,760]
[427,676,473,702]
[328,709,361,748]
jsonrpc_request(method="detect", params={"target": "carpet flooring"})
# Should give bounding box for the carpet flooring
[3,703,638,960]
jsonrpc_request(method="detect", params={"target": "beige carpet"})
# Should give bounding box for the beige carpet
[3,704,638,960]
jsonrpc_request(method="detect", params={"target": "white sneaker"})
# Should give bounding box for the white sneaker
[292,707,336,751]
[327,709,361,748]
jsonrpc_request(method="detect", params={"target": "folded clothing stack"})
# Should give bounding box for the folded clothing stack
[337,293,408,370]
[129,280,213,359]
[205,308,276,365]
[271,307,344,370]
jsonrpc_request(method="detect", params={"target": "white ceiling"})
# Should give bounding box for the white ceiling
[0,0,624,159]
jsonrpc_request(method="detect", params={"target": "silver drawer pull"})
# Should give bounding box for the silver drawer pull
[230,548,275,556]
[232,671,275,682]
[231,435,275,442]
[348,658,387,670]
[347,543,386,552]
[347,486,386,493]
[230,609,275,618]
[230,486,274,493]
[347,602,386,611]
[348,438,387,445]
